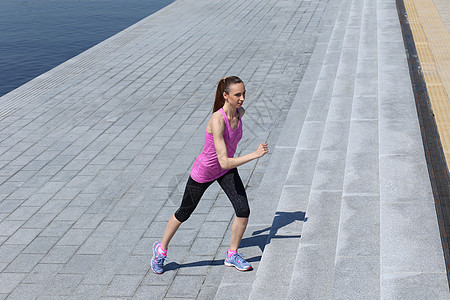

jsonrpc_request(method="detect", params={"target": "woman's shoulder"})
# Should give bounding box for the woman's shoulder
[211,110,225,123]
[207,110,225,133]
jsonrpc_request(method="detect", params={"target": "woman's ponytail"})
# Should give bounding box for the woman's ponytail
[213,76,243,113]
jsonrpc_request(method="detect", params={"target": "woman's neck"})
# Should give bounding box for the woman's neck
[222,103,237,119]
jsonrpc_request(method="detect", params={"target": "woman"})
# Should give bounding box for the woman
[152,76,269,274]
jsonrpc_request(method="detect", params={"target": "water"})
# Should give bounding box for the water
[0,0,174,97]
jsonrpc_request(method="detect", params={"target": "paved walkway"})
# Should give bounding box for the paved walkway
[404,0,450,163]
[0,0,448,299]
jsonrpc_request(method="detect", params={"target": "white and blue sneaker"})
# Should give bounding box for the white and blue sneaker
[151,242,166,274]
[224,253,253,271]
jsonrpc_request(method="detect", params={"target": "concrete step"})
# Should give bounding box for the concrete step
[377,0,449,298]
[247,0,352,297]
[330,0,380,297]
[286,0,363,297]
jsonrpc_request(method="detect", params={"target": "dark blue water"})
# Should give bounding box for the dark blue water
[0,0,174,97]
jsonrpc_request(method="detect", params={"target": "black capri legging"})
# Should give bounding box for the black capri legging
[174,168,250,222]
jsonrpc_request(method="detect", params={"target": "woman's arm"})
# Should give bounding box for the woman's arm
[211,113,268,170]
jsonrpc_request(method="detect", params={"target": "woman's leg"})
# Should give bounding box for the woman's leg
[153,176,213,274]
[218,168,252,270]
[217,168,250,251]
[161,176,213,250]
[161,214,182,250]
[229,216,248,251]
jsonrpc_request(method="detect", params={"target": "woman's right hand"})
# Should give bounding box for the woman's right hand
[255,143,269,158]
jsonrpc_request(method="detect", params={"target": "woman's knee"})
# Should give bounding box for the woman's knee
[174,209,191,223]
[236,206,250,218]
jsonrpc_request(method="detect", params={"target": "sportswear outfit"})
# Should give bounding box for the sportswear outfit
[175,108,249,223]
[152,108,252,274]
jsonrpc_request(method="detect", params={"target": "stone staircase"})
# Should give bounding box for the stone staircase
[215,0,448,298]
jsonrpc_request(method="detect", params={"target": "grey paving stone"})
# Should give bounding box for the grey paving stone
[22,213,55,230]
[0,220,24,237]
[104,206,136,222]
[381,272,449,300]
[190,238,222,256]
[205,207,235,223]
[4,228,41,245]
[287,243,335,299]
[6,187,39,200]
[327,96,354,121]
[81,245,131,285]
[21,194,52,207]
[42,273,84,296]
[116,255,149,275]
[41,246,78,264]
[23,236,60,254]
[347,119,378,153]
[104,274,144,297]
[60,255,99,275]
[332,256,380,299]
[168,228,197,247]
[71,284,106,300]
[379,118,424,156]
[297,121,326,150]
[5,283,46,300]
[176,255,217,276]
[299,191,342,246]
[276,186,311,213]
[22,264,62,285]
[134,285,168,299]
[379,154,434,203]
[141,269,177,287]
[250,237,302,299]
[55,206,88,221]
[4,253,44,273]
[77,236,114,255]
[320,121,351,151]
[165,275,205,299]
[380,202,446,274]
[0,263,8,272]
[38,199,70,215]
[6,206,40,221]
[310,150,347,191]
[305,93,333,122]
[0,274,26,295]
[72,213,105,229]
[0,245,26,264]
[196,285,219,300]
[39,220,73,237]
[336,195,380,257]
[343,152,379,195]
[56,228,92,246]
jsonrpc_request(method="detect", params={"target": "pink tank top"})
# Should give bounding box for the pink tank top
[191,108,243,183]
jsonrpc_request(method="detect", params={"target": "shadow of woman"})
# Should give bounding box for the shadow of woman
[240,211,307,252]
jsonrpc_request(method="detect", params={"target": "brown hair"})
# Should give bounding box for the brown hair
[213,76,243,113]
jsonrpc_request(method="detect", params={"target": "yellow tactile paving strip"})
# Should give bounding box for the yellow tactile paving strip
[404,0,450,165]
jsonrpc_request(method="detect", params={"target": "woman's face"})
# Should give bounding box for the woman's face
[224,83,246,108]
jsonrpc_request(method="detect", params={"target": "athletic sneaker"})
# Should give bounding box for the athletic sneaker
[224,253,253,271]
[151,242,166,274]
